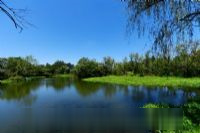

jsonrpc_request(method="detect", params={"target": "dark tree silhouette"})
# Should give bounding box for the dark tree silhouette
[0,0,30,31]
[122,0,200,54]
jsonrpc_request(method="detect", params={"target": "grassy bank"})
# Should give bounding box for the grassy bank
[0,79,13,84]
[52,74,73,78]
[0,74,72,85]
[0,76,45,85]
[84,75,200,88]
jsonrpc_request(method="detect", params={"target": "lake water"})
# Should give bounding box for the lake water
[0,78,199,133]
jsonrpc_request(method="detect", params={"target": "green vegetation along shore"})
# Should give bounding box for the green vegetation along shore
[0,74,72,85]
[143,103,200,133]
[84,75,200,88]
[52,74,74,78]
[0,76,44,85]
[0,79,13,84]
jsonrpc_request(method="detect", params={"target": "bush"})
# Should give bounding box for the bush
[183,98,200,125]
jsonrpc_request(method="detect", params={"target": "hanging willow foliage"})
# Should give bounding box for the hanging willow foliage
[122,0,200,55]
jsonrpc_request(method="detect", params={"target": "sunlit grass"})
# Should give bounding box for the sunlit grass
[52,74,73,78]
[84,75,200,88]
[0,74,73,85]
[0,79,13,84]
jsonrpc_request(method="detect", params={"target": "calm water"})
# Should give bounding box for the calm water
[0,78,199,133]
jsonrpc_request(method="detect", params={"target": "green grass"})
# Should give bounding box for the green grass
[84,75,200,88]
[0,74,73,85]
[0,76,24,85]
[0,76,44,85]
[0,79,13,84]
[52,74,73,78]
[142,103,162,108]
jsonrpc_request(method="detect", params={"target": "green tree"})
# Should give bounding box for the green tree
[5,57,35,77]
[129,53,141,74]
[174,41,200,77]
[25,56,38,66]
[6,57,24,77]
[144,51,151,74]
[74,57,101,78]
[0,58,8,79]
[102,56,115,75]
[51,60,72,74]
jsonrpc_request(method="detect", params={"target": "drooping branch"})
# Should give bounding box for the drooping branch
[180,11,200,22]
[122,0,200,55]
[0,0,30,31]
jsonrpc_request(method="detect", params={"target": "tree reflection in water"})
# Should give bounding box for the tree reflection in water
[0,77,199,107]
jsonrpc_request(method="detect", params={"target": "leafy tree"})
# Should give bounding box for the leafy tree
[174,41,200,77]
[6,57,31,77]
[144,51,151,74]
[113,63,125,75]
[122,57,130,74]
[74,57,101,78]
[129,53,141,74]
[6,57,24,77]
[25,56,38,66]
[51,60,72,74]
[0,58,8,79]
[102,56,115,75]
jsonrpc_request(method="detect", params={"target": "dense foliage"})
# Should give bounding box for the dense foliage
[74,42,200,78]
[0,42,199,80]
[73,57,102,78]
[143,98,200,133]
[0,56,74,80]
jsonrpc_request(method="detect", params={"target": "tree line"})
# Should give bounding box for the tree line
[0,42,199,80]
[0,56,74,80]
[74,42,200,78]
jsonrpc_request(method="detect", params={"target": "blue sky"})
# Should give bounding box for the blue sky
[0,0,150,64]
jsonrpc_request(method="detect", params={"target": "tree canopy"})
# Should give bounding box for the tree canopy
[0,57,74,80]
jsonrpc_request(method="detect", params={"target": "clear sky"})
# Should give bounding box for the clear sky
[0,0,150,64]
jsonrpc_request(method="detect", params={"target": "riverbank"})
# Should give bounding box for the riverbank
[0,76,45,85]
[84,75,200,88]
[0,79,13,84]
[0,74,73,85]
[52,74,73,78]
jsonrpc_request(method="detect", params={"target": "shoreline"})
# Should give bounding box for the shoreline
[83,75,200,88]
[0,74,73,85]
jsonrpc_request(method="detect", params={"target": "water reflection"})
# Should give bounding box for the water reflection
[0,79,41,101]
[0,77,199,107]
[73,80,101,97]
[45,78,72,90]
[0,78,199,132]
